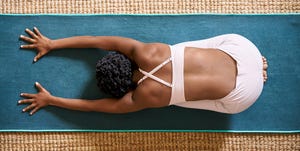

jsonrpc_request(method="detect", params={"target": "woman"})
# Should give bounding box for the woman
[18,27,268,115]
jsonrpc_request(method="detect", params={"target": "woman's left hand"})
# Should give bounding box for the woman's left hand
[19,27,52,62]
[18,82,53,116]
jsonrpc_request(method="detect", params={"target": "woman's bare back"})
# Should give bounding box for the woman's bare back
[184,47,237,101]
[132,44,237,104]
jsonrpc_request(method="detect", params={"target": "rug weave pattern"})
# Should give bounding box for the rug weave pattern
[1,132,299,150]
[1,0,299,14]
[0,0,300,150]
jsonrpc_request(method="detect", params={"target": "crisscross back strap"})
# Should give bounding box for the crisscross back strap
[137,57,172,87]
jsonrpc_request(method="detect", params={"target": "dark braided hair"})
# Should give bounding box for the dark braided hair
[96,52,137,98]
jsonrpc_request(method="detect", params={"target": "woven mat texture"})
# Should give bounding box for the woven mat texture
[1,132,299,150]
[1,0,299,14]
[1,0,300,150]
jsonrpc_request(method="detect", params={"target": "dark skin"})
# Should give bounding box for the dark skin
[18,27,268,115]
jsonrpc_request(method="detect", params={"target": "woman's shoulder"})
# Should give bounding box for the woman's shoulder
[133,43,171,69]
[132,82,170,108]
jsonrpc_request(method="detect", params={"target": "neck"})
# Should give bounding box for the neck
[132,69,143,84]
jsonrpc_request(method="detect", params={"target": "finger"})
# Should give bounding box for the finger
[33,53,42,62]
[20,93,35,98]
[30,107,40,116]
[20,35,36,43]
[25,28,38,39]
[18,99,34,104]
[35,82,46,92]
[20,44,36,49]
[22,103,36,112]
[33,27,42,36]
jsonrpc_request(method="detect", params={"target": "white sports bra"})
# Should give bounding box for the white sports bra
[137,45,186,105]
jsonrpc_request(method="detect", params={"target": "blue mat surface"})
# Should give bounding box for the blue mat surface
[0,14,299,132]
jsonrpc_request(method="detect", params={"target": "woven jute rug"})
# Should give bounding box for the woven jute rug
[0,0,300,150]
[1,0,299,14]
[0,132,299,150]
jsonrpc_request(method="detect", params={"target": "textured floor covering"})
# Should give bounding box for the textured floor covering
[0,0,299,150]
[1,132,299,150]
[1,0,299,14]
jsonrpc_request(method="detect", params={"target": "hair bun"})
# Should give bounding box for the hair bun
[96,52,137,98]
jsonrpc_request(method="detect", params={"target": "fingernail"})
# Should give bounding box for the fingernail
[34,27,37,30]
[20,45,24,48]
[20,93,24,96]
[18,100,21,104]
[25,28,29,31]
[22,109,25,112]
[33,58,37,62]
[35,82,39,85]
[30,113,33,116]
[20,35,24,38]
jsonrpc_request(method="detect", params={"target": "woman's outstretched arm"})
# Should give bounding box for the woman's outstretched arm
[20,27,145,62]
[18,82,149,115]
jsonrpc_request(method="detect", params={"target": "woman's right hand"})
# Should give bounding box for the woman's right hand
[20,27,52,62]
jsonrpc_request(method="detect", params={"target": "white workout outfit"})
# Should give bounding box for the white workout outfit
[138,34,264,114]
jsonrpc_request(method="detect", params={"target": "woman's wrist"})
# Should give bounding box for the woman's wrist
[48,95,58,106]
[47,39,55,51]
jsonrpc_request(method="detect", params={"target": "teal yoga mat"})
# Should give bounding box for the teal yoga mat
[0,14,299,132]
